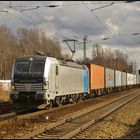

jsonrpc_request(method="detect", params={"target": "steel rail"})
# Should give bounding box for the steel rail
[20,90,140,139]
[0,89,134,121]
[0,102,13,109]
[63,92,140,139]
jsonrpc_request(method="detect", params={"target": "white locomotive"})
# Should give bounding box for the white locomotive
[10,55,89,108]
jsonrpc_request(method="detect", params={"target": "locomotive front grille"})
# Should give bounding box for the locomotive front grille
[15,83,43,91]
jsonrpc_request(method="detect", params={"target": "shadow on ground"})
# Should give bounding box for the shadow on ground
[118,119,140,139]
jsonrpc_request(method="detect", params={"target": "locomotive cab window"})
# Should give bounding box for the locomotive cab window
[56,66,58,75]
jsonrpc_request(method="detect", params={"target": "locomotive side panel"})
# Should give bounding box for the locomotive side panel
[58,65,85,96]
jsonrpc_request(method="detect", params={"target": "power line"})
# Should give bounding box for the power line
[21,6,40,12]
[16,1,115,43]
[0,11,26,31]
[0,2,50,31]
[91,2,114,11]
[0,10,42,29]
[1,2,138,45]
[4,2,108,8]
[44,7,82,42]
[17,2,113,42]
[81,1,118,43]
[1,1,119,44]
[19,1,83,52]
[0,2,66,40]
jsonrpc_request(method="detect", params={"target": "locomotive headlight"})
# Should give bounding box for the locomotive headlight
[11,85,15,90]
[43,78,49,90]
[43,81,49,90]
[11,81,15,90]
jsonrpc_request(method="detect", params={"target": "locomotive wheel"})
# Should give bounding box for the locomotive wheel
[50,100,53,108]
[73,96,78,104]
[45,100,53,110]
[55,97,62,107]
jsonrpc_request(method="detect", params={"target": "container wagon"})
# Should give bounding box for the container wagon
[114,70,122,92]
[121,72,127,90]
[86,63,105,97]
[105,68,115,93]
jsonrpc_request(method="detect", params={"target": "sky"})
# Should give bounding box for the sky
[0,1,140,69]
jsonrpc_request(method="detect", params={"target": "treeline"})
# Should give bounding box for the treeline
[0,25,136,79]
[0,25,61,79]
[76,43,135,73]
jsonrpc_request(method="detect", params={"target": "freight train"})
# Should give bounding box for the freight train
[10,55,140,108]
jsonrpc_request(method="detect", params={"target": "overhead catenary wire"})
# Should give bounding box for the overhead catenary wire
[81,1,118,43]
[3,2,109,8]
[1,1,118,43]
[45,6,82,42]
[0,2,67,40]
[31,2,81,54]
[10,1,139,40]
[91,2,114,11]
[5,1,117,41]
[0,2,139,45]
[10,1,84,42]
[0,10,27,32]
[2,10,43,29]
[0,2,52,32]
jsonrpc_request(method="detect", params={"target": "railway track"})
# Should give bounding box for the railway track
[0,102,12,107]
[20,90,140,139]
[0,102,28,115]
[0,108,40,121]
[0,89,137,122]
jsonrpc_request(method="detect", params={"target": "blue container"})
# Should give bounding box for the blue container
[83,69,87,93]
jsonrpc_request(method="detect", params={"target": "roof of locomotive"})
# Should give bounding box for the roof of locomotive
[58,59,86,69]
[15,55,86,69]
[15,55,46,62]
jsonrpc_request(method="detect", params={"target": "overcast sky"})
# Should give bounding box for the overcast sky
[0,1,140,69]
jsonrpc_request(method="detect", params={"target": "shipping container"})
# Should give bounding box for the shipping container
[121,72,127,86]
[88,64,105,90]
[130,74,134,85]
[138,76,140,85]
[133,74,137,85]
[136,74,140,84]
[115,70,122,87]
[105,68,114,88]
[127,73,131,85]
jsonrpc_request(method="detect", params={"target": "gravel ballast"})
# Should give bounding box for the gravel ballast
[0,89,139,138]
[74,94,140,139]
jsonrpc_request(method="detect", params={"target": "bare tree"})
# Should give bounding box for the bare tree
[91,43,131,72]
[0,25,63,79]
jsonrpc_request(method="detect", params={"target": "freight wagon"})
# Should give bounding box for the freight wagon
[136,74,140,85]
[121,72,127,90]
[133,74,137,87]
[114,70,122,92]
[127,73,131,88]
[86,63,104,97]
[105,68,115,93]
